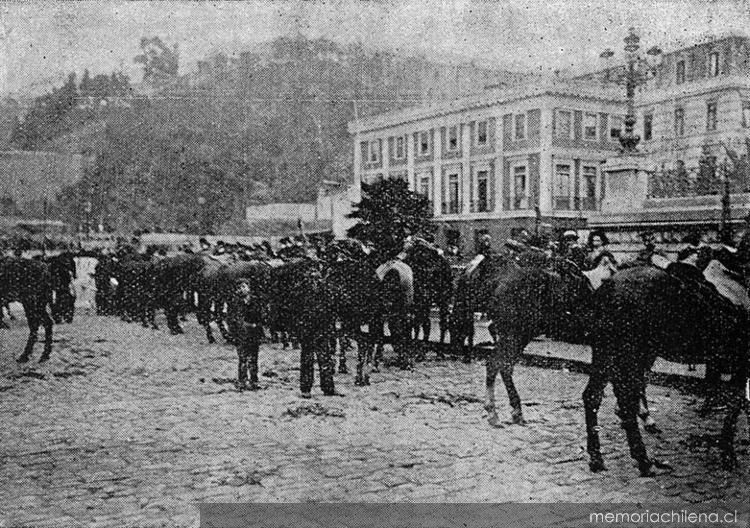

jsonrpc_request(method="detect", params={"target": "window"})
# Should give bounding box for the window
[513,165,527,209]
[447,173,460,214]
[643,113,653,141]
[418,131,430,155]
[553,164,571,210]
[395,136,405,159]
[419,174,431,197]
[706,102,718,131]
[744,102,750,128]
[514,114,526,140]
[581,166,597,210]
[676,60,685,84]
[447,125,459,151]
[476,169,489,212]
[368,140,380,163]
[476,120,488,146]
[610,115,624,139]
[708,51,720,77]
[674,108,685,136]
[555,109,573,138]
[584,113,598,140]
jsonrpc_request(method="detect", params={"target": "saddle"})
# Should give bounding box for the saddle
[666,260,747,320]
[376,259,414,306]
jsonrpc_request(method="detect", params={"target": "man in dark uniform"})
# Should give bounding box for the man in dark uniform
[226,278,264,391]
[634,230,667,265]
[297,267,338,398]
[559,230,587,269]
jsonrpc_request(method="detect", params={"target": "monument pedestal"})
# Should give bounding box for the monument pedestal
[600,154,652,213]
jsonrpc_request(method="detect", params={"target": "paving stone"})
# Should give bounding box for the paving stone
[0,314,747,526]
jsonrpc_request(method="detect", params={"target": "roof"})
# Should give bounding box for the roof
[348,76,624,133]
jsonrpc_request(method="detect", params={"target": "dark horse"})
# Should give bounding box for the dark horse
[584,262,749,476]
[0,257,54,362]
[323,239,415,384]
[46,252,77,324]
[482,254,594,426]
[403,237,453,358]
[152,254,208,335]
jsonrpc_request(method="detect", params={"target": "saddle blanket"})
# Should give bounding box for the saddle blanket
[375,259,414,306]
[464,255,485,277]
[703,260,750,309]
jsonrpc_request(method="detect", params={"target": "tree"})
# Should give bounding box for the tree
[347,178,434,259]
[134,37,179,84]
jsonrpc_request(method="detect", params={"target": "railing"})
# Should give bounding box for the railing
[441,202,460,214]
[647,163,750,199]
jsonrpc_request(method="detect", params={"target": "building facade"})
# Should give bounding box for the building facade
[349,33,750,255]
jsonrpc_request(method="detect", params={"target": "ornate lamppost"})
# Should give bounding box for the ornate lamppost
[600,27,663,153]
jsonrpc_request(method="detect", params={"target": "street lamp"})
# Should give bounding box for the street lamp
[600,27,663,153]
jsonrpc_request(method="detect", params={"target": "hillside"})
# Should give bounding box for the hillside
[10,35,527,233]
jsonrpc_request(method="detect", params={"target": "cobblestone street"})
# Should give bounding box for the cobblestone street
[0,311,748,527]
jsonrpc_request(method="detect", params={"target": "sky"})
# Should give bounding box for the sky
[0,0,748,96]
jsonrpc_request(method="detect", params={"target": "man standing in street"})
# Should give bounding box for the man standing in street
[227,278,264,391]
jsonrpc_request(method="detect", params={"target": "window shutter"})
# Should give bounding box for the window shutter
[377,139,383,167]
[528,110,541,140]
[488,117,496,149]
[503,158,511,210]
[600,114,608,145]
[529,154,540,208]
[360,141,368,166]
[469,166,474,212]
[503,114,513,146]
[723,41,731,74]
[573,111,583,140]
[469,121,476,149]
[489,160,496,212]
[388,137,394,161]
[573,159,581,211]
[441,167,447,214]
[440,127,446,157]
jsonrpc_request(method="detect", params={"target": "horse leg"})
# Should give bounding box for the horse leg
[637,381,660,435]
[355,332,372,386]
[166,301,183,335]
[420,312,431,360]
[463,321,474,364]
[612,370,653,477]
[701,358,724,412]
[39,302,54,363]
[485,345,502,428]
[438,305,449,347]
[337,326,349,374]
[497,336,525,425]
[18,302,39,363]
[583,350,609,472]
[197,297,215,344]
[719,354,749,470]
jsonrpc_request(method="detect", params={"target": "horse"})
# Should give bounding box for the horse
[45,252,77,324]
[584,255,750,476]
[403,237,453,359]
[482,255,597,427]
[93,253,118,316]
[323,239,415,384]
[451,252,516,363]
[152,254,209,335]
[0,257,54,362]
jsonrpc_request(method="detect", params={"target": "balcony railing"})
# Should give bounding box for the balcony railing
[441,202,460,214]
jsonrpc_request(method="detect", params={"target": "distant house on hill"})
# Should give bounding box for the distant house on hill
[0,150,89,217]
